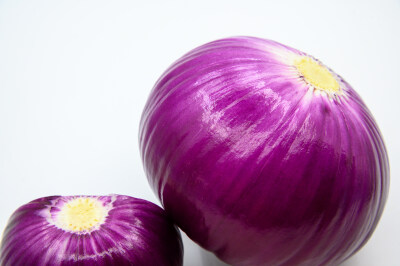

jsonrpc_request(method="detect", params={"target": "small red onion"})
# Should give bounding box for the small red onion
[0,195,183,266]
[139,36,389,265]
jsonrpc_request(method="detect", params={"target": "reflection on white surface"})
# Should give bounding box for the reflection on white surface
[182,229,373,266]
[182,232,229,266]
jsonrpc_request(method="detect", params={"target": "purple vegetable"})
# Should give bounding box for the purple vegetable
[139,36,389,265]
[0,195,183,266]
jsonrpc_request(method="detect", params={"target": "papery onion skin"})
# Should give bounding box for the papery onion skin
[0,195,183,266]
[139,36,389,265]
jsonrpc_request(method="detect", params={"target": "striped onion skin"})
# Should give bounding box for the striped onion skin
[0,195,183,266]
[139,37,389,266]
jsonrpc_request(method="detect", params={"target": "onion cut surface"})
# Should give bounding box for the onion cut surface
[0,195,183,266]
[139,37,389,265]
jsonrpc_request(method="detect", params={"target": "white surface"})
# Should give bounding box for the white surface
[0,0,399,265]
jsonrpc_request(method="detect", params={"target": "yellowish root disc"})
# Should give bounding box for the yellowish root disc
[294,56,339,93]
[56,197,108,232]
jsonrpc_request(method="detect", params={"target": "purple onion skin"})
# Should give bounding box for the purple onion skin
[0,195,183,266]
[139,37,389,265]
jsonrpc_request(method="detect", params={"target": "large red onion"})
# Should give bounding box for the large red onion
[0,195,183,266]
[139,36,389,265]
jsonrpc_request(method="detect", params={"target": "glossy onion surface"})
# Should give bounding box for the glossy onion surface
[139,37,389,265]
[0,195,183,266]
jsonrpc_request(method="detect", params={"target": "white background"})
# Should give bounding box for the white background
[0,0,399,265]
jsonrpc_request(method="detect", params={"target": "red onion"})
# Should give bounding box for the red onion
[0,195,183,266]
[139,36,389,265]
